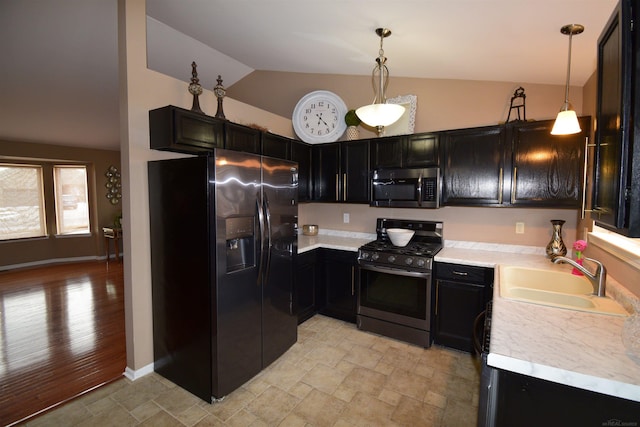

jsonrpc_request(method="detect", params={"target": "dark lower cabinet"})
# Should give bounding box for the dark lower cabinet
[494,369,640,427]
[434,262,493,352]
[319,249,358,323]
[295,249,319,324]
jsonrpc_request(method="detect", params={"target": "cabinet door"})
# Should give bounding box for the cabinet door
[403,133,439,167]
[509,118,589,207]
[342,140,370,203]
[593,0,640,236]
[149,105,224,154]
[312,143,341,202]
[320,249,357,323]
[434,279,487,352]
[262,133,291,160]
[441,126,506,205]
[370,136,403,168]
[291,140,312,203]
[295,250,319,324]
[225,122,261,154]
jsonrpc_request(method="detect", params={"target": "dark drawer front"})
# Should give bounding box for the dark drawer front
[435,263,493,284]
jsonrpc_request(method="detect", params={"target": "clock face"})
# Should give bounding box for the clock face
[292,90,348,143]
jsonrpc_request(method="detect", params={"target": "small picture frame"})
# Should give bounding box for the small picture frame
[385,94,417,136]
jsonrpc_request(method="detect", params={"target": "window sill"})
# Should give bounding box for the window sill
[589,226,640,272]
[54,232,92,239]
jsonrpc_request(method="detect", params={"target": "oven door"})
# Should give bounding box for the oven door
[358,264,431,331]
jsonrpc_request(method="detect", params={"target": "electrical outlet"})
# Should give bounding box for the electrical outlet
[515,222,525,234]
[343,213,350,224]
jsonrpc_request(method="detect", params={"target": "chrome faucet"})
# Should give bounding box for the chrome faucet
[551,256,607,297]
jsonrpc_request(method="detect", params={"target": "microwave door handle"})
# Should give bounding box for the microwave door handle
[417,172,423,207]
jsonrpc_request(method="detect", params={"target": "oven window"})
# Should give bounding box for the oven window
[360,268,427,319]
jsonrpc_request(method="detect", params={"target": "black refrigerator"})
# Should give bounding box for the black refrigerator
[148,149,298,402]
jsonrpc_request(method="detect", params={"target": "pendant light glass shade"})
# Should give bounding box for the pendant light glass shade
[551,108,581,135]
[551,24,584,136]
[356,28,405,136]
[356,103,406,128]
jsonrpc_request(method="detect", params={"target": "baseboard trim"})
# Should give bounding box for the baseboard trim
[124,363,154,381]
[0,255,109,271]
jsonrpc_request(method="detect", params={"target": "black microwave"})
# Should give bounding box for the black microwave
[371,168,440,208]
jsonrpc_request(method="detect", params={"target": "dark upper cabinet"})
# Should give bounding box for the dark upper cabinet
[261,133,291,160]
[509,117,590,208]
[312,140,370,203]
[441,125,506,205]
[312,143,341,202]
[370,136,403,168]
[149,105,224,154]
[441,119,589,208]
[593,0,640,237]
[342,140,371,203]
[225,122,261,154]
[291,140,312,203]
[371,133,439,169]
[404,133,439,168]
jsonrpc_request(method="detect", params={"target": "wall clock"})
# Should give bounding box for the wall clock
[292,90,348,143]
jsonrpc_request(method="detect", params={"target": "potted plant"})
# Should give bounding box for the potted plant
[345,109,361,140]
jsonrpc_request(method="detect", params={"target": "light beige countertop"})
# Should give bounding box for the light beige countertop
[296,232,640,402]
[297,230,375,254]
[437,244,640,403]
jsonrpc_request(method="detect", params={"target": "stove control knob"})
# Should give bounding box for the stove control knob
[405,257,413,265]
[371,253,379,261]
[388,255,396,263]
[416,259,425,267]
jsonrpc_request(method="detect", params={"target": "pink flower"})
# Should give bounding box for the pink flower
[573,240,587,251]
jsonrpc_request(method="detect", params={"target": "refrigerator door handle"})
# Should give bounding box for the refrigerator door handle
[263,194,273,283]
[256,192,266,285]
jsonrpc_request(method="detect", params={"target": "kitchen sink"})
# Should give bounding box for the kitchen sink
[499,266,628,317]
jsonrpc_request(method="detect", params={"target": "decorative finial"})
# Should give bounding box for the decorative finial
[188,61,204,114]
[214,75,226,120]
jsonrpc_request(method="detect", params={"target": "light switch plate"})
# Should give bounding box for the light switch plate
[343,213,350,224]
[516,222,525,234]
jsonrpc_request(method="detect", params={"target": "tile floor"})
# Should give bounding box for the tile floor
[24,315,480,426]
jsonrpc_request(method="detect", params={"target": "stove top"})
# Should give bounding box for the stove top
[358,218,443,272]
[360,240,442,257]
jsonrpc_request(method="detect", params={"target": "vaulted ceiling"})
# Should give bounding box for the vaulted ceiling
[0,0,618,151]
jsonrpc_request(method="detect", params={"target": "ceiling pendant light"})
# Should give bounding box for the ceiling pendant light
[551,24,584,135]
[356,28,405,137]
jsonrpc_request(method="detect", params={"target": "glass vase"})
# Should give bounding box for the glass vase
[545,219,567,258]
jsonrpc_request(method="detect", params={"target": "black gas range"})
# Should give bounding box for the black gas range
[358,218,443,272]
[357,218,443,348]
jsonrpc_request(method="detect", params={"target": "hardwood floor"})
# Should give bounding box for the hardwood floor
[0,261,126,426]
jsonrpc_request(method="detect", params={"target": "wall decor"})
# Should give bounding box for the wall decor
[105,165,122,205]
[214,75,226,119]
[384,94,417,136]
[188,61,204,114]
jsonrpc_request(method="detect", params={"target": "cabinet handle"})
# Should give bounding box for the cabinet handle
[511,167,517,204]
[498,167,503,204]
[581,136,589,219]
[335,173,339,201]
[435,281,439,316]
[452,271,468,276]
[351,266,355,296]
[343,173,347,201]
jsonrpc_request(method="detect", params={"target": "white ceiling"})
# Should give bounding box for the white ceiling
[0,0,618,152]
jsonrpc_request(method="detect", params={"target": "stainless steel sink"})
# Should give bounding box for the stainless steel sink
[499,266,628,317]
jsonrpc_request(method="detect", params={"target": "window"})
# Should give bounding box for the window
[54,166,90,235]
[0,164,47,240]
